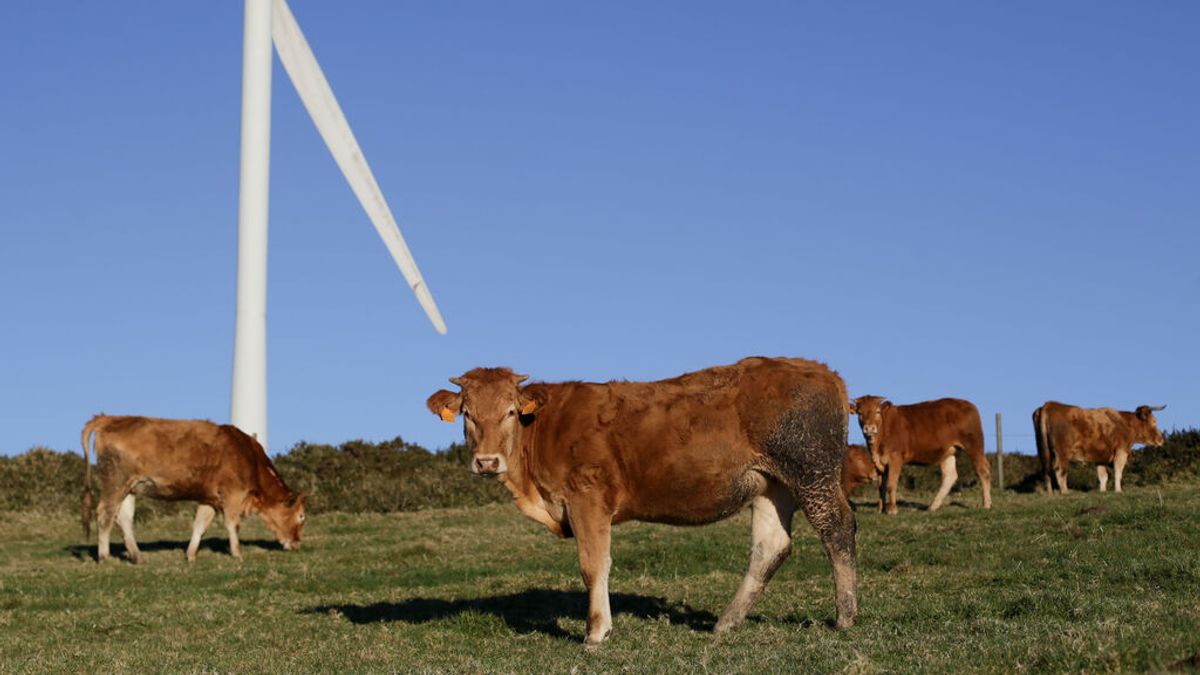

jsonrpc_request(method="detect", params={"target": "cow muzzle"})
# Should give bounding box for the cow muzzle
[863,424,877,437]
[283,540,300,551]
[473,454,506,476]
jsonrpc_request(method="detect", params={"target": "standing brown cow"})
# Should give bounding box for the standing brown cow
[1033,401,1165,494]
[426,357,857,644]
[851,396,992,514]
[841,444,878,498]
[81,415,307,562]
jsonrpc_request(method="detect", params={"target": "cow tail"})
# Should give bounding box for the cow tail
[81,417,100,539]
[1033,406,1050,493]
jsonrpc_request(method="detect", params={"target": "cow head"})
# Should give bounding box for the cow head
[427,368,545,477]
[1134,404,1167,446]
[852,395,890,473]
[260,492,307,551]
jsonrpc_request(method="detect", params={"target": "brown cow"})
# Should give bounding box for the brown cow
[1033,401,1165,494]
[851,396,992,514]
[426,357,857,644]
[841,444,878,498]
[80,415,306,563]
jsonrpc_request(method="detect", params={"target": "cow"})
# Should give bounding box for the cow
[1033,401,1165,494]
[80,415,307,563]
[841,444,878,498]
[426,357,857,645]
[850,396,992,515]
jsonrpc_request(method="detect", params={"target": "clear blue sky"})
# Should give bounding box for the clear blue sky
[2,2,1196,457]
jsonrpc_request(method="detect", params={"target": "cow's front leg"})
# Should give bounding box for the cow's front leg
[883,462,902,515]
[568,499,613,645]
[1097,465,1109,492]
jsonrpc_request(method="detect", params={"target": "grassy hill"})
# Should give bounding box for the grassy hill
[1,486,1197,671]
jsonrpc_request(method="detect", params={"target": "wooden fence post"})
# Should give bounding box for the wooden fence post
[995,412,1004,489]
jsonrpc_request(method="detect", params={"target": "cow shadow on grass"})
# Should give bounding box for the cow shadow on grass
[850,498,958,512]
[64,537,282,562]
[303,589,718,641]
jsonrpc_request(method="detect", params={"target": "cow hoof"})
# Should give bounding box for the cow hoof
[834,617,855,630]
[584,629,612,646]
[713,619,739,634]
[127,554,142,565]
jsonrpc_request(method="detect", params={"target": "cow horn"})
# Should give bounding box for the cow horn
[449,377,465,387]
[515,374,530,384]
[1148,404,1167,411]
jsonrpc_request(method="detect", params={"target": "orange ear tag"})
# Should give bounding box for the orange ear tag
[439,408,457,423]
[521,400,538,415]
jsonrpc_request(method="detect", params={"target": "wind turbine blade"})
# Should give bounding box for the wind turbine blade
[271,0,446,334]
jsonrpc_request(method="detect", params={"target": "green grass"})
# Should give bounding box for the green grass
[2,486,1199,673]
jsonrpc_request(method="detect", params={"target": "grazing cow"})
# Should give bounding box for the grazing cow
[850,396,992,514]
[80,415,306,562]
[1033,401,1165,494]
[841,444,878,498]
[426,357,857,644]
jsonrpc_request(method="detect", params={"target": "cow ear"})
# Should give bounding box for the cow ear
[519,384,549,417]
[1135,406,1152,420]
[846,400,858,414]
[426,389,463,422]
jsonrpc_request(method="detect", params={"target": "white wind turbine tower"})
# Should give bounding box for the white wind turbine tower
[231,0,446,449]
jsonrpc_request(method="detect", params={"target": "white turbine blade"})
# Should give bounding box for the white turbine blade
[271,0,446,334]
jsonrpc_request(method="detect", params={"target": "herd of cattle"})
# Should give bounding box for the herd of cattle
[78,356,1167,644]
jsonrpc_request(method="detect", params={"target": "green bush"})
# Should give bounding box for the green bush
[273,438,507,513]
[3,430,1196,516]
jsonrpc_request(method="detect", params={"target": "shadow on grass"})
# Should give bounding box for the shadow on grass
[303,588,719,641]
[64,537,283,562]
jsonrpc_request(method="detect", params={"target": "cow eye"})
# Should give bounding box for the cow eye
[298,513,305,522]
[507,408,516,417]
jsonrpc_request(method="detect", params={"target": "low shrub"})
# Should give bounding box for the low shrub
[2,430,1195,516]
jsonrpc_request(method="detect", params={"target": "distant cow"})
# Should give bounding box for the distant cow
[81,415,307,562]
[850,396,992,514]
[841,444,878,498]
[427,357,857,644]
[1033,401,1165,494]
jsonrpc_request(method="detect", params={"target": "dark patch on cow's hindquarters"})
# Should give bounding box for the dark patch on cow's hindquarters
[301,589,717,641]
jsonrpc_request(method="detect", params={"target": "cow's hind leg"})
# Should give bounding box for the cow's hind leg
[965,443,992,509]
[796,484,858,629]
[116,494,142,563]
[1113,451,1129,492]
[223,510,243,561]
[96,497,119,562]
[1056,460,1071,494]
[715,478,795,633]
[928,454,958,512]
[1097,465,1109,492]
[187,505,216,562]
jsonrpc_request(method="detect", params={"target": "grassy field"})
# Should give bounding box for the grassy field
[1,485,1199,673]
